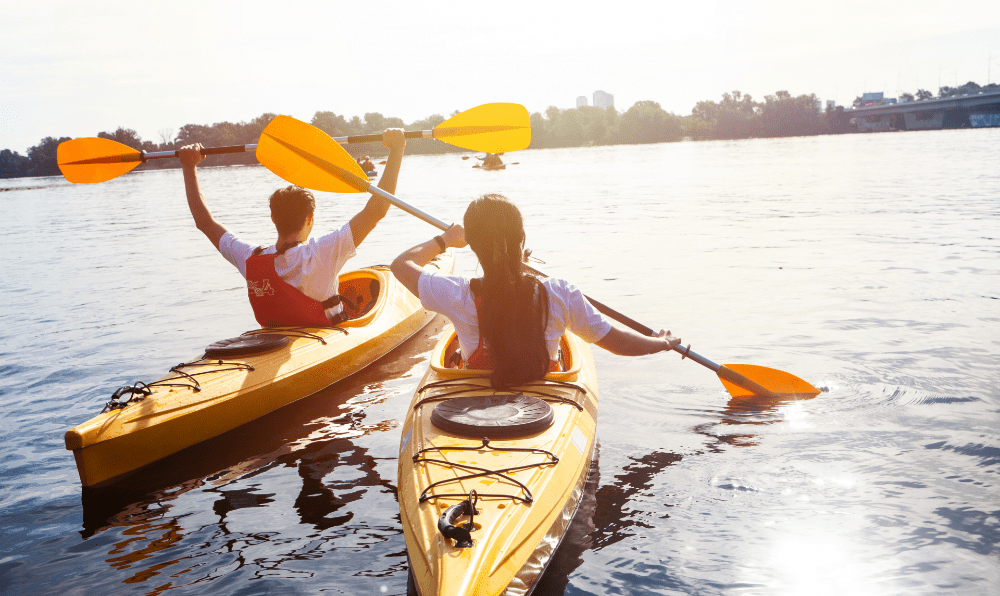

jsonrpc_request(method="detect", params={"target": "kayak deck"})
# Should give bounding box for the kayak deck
[399,329,598,596]
[65,253,453,488]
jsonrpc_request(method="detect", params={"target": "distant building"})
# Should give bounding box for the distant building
[593,90,614,109]
[862,92,884,107]
[826,100,836,111]
[577,96,588,108]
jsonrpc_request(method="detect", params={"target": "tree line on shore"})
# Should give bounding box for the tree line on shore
[3,80,993,180]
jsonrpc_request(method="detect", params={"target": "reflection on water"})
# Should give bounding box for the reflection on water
[83,432,402,589]
[290,439,395,531]
[592,450,683,550]
[2,131,999,595]
[211,487,276,521]
[695,391,823,450]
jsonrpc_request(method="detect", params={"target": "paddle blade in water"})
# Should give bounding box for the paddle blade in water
[57,138,143,183]
[719,364,821,399]
[256,115,370,193]
[432,103,531,153]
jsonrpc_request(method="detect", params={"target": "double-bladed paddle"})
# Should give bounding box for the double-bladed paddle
[246,116,820,399]
[57,102,531,184]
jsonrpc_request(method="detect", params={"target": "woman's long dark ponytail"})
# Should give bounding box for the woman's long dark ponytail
[464,195,549,388]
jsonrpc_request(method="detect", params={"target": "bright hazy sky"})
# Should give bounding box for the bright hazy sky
[2,1,999,153]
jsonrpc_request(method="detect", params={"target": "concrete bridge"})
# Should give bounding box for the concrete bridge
[846,89,1000,132]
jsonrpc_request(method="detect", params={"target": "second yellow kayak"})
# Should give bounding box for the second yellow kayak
[398,327,599,596]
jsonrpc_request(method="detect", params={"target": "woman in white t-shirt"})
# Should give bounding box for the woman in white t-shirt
[391,194,680,389]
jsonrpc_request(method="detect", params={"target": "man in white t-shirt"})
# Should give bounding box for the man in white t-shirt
[177,128,406,327]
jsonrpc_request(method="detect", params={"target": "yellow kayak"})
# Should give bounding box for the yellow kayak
[398,327,599,596]
[65,251,454,488]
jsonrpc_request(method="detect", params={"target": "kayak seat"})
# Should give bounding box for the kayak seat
[339,276,380,319]
[204,334,290,358]
[441,334,571,372]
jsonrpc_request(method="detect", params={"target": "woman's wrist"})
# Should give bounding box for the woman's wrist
[433,235,447,252]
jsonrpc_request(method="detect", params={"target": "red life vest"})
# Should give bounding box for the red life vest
[461,279,559,372]
[245,244,347,328]
[464,292,494,369]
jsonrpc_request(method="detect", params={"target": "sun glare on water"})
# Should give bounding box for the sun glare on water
[765,533,879,596]
[780,401,814,429]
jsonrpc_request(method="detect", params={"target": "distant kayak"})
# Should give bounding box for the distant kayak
[366,169,378,179]
[472,164,506,171]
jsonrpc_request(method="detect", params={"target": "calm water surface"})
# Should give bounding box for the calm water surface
[1,129,998,595]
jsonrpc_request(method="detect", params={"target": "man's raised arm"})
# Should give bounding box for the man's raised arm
[349,129,406,246]
[179,143,229,249]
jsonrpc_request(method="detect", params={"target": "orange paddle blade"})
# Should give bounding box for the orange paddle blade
[57,138,143,183]
[719,364,821,399]
[256,115,370,193]
[432,103,531,153]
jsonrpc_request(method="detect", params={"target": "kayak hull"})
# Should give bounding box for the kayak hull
[65,253,453,487]
[398,329,599,596]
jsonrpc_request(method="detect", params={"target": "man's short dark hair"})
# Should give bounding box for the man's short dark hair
[269,186,316,235]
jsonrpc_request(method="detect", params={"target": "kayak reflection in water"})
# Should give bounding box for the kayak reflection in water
[177,129,406,327]
[358,155,376,173]
[390,194,681,388]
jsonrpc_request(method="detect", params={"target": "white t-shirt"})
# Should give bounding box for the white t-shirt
[218,221,356,317]
[417,272,613,360]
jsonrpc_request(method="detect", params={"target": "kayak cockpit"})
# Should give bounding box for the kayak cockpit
[335,269,383,326]
[191,268,388,360]
[432,332,580,381]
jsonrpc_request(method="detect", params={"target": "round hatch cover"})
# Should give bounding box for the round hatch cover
[204,334,289,358]
[431,394,554,438]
